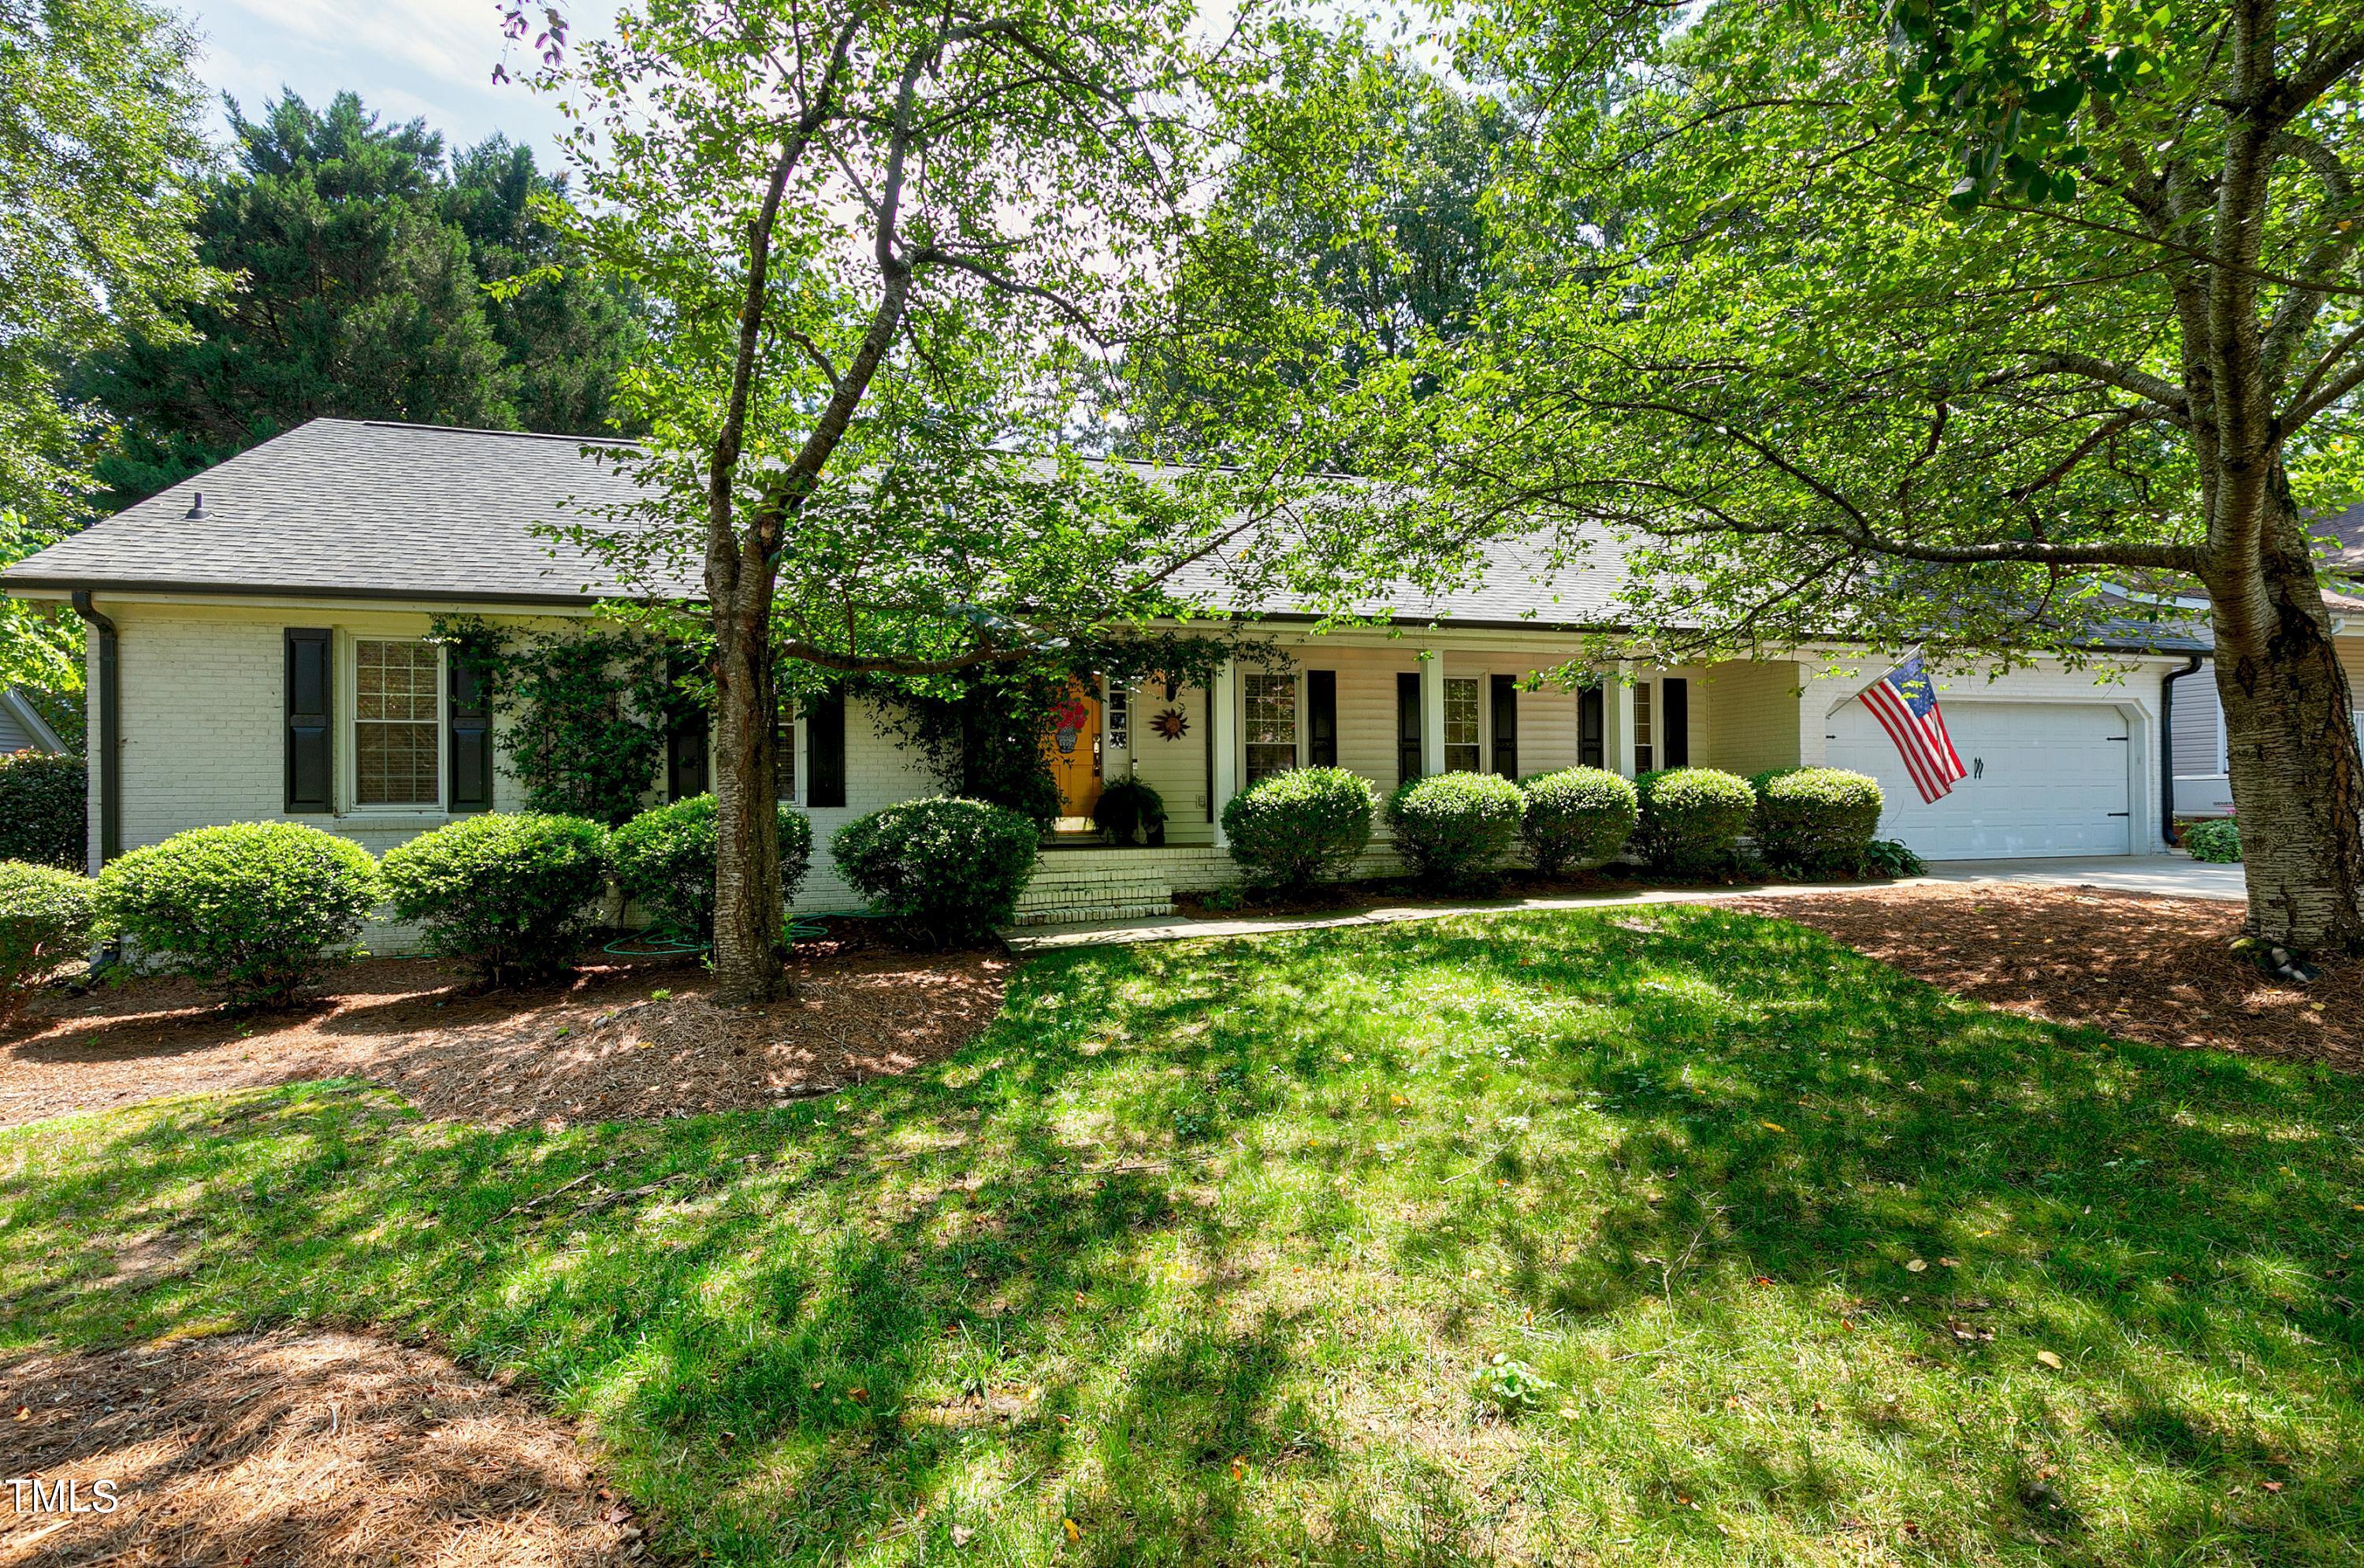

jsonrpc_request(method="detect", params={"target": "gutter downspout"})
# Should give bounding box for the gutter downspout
[2160,653,2203,849]
[69,591,121,867]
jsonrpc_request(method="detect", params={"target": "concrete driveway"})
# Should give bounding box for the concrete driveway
[1924,853,2246,902]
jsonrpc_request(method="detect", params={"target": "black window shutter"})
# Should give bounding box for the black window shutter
[1307,671,1338,767]
[1491,674,1519,779]
[664,654,708,802]
[1396,672,1423,785]
[1578,686,1605,769]
[448,656,495,812]
[284,628,333,813]
[1661,678,1690,768]
[807,686,846,808]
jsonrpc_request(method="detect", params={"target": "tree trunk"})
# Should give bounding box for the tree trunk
[2208,486,2364,955]
[709,574,786,1005]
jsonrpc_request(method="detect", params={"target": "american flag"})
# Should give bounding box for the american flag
[1859,654,1968,804]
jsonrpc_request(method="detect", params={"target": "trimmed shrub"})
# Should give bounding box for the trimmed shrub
[98,823,381,1009]
[1518,767,1638,875]
[1750,767,1885,876]
[0,750,84,869]
[1093,776,1167,843]
[2184,817,2242,864]
[381,813,612,984]
[1223,767,1378,890]
[832,797,1040,947]
[1385,771,1526,891]
[1860,839,1927,879]
[0,860,96,1025]
[611,795,815,942]
[1632,767,1755,876]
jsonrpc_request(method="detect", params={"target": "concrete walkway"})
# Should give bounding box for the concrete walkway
[1002,853,2243,954]
[1924,854,2246,902]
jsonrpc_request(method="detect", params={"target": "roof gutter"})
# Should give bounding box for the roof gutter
[69,590,120,867]
[2160,652,2205,848]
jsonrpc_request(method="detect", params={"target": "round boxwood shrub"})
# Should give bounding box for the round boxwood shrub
[2183,817,2242,864]
[1631,767,1755,877]
[1385,771,1526,891]
[1518,767,1638,875]
[832,797,1040,947]
[0,860,96,1026]
[98,823,381,1009]
[0,749,85,869]
[381,812,612,985]
[1750,766,1885,877]
[1222,767,1378,890]
[611,794,814,941]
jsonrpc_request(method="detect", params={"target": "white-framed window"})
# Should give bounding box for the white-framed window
[1105,679,1130,751]
[775,703,797,803]
[1444,676,1482,772]
[1244,671,1299,785]
[1634,679,1656,773]
[352,637,442,808]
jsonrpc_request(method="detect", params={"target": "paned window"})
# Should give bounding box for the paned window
[1444,677,1481,772]
[1106,682,1130,749]
[355,640,440,807]
[1244,673,1298,785]
[1634,681,1655,774]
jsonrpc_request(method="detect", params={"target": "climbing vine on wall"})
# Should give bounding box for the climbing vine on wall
[431,615,676,826]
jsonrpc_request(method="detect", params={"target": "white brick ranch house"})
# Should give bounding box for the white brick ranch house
[1,419,2212,931]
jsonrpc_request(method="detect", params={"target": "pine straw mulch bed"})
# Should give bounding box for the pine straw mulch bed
[1725,882,2360,1074]
[0,1328,649,1566]
[0,923,1010,1131]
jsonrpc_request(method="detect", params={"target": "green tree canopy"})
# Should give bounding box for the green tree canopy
[1117,31,1510,463]
[0,0,221,689]
[519,0,1449,999]
[1359,0,2364,952]
[81,89,644,505]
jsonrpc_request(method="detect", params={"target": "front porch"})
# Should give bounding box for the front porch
[1014,641,1812,925]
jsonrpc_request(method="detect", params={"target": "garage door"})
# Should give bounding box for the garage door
[1825,700,2132,860]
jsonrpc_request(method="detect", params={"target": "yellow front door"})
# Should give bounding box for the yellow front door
[1046,685,1102,829]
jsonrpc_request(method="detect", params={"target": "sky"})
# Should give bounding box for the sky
[185,0,618,167]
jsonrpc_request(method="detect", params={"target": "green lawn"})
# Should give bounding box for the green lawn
[3,907,2359,1565]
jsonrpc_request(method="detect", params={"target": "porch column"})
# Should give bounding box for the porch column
[1210,658,1239,846]
[1608,661,1638,778]
[1420,649,1446,777]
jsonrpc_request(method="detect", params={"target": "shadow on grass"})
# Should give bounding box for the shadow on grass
[1,905,2358,1566]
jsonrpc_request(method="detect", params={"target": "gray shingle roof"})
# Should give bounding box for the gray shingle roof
[0,417,1645,627]
[0,416,2210,652]
[0,418,673,604]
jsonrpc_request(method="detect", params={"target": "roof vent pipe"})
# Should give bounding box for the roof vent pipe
[184,491,207,520]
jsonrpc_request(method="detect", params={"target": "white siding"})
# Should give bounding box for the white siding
[1107,680,1212,846]
[2169,660,2225,778]
[1700,658,1804,777]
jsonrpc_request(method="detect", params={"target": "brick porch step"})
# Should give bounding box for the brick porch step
[1010,870,1176,927]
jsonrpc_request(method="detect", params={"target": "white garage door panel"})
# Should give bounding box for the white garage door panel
[1826,700,2132,860]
